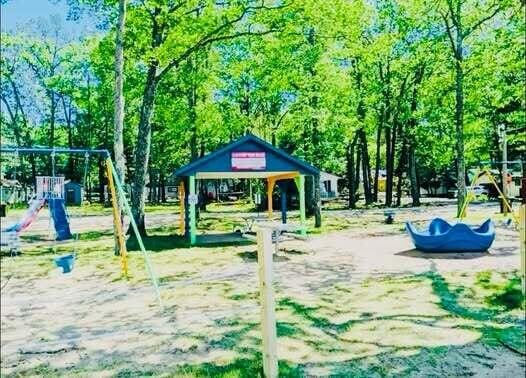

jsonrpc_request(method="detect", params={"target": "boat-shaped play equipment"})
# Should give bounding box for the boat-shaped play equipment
[405,218,495,252]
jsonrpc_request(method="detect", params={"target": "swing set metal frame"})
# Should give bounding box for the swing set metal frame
[0,146,162,307]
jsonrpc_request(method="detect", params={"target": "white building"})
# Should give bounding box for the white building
[320,171,341,199]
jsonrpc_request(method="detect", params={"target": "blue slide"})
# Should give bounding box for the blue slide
[406,218,495,253]
[48,198,73,241]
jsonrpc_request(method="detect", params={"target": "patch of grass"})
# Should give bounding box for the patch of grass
[427,271,525,353]
[488,277,525,311]
[206,199,256,214]
[78,229,114,241]
[277,322,304,338]
[476,271,493,286]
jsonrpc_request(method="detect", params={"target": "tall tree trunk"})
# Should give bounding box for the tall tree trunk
[373,114,383,203]
[113,0,127,253]
[346,134,359,208]
[406,66,424,207]
[455,42,466,216]
[408,142,420,206]
[395,133,407,207]
[160,172,166,203]
[148,169,154,203]
[355,153,362,207]
[131,64,158,235]
[49,90,56,148]
[313,174,321,227]
[188,73,198,160]
[358,129,373,205]
[384,125,393,206]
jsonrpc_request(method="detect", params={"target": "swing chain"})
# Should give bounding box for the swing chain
[82,152,90,202]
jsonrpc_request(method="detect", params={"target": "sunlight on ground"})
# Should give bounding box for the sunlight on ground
[1,203,524,376]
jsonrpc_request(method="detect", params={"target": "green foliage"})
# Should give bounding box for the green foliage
[1,0,524,203]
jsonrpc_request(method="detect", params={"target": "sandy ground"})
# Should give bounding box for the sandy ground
[1,201,524,376]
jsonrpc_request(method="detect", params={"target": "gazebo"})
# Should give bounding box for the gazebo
[175,134,319,244]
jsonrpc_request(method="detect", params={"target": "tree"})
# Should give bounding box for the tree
[125,1,284,234]
[437,0,511,216]
[113,0,126,253]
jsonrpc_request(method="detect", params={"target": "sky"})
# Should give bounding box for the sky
[0,0,101,36]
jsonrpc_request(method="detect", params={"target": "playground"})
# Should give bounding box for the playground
[2,1,525,375]
[1,198,525,377]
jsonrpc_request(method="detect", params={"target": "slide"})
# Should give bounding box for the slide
[1,198,46,233]
[48,198,73,241]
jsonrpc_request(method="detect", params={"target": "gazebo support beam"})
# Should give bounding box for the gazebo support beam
[189,175,196,245]
[267,178,276,218]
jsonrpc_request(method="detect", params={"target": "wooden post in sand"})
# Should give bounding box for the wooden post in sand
[520,203,525,296]
[257,227,278,378]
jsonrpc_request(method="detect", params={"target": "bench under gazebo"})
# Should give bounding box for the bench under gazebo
[174,134,319,245]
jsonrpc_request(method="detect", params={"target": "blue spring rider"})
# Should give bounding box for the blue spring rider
[406,218,496,253]
[54,253,75,273]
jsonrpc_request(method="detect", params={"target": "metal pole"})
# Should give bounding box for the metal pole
[0,146,109,156]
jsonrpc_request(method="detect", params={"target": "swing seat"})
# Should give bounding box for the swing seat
[405,218,495,252]
[54,253,75,273]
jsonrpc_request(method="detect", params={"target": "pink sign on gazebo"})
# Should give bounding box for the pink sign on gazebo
[231,152,266,170]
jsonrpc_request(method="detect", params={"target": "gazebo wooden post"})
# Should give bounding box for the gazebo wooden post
[267,178,276,218]
[189,175,196,245]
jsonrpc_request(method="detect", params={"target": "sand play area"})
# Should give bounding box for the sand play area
[1,202,525,377]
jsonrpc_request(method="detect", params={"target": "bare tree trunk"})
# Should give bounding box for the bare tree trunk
[188,83,198,160]
[313,174,321,227]
[347,134,359,208]
[408,142,420,206]
[358,129,373,205]
[439,0,503,215]
[455,47,466,216]
[160,172,166,202]
[395,133,407,207]
[373,115,382,203]
[384,125,393,206]
[406,66,424,207]
[113,0,127,252]
[131,64,158,235]
[48,90,56,148]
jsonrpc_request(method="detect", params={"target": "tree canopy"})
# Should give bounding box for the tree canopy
[1,0,524,228]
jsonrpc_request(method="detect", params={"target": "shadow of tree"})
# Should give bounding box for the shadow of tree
[4,271,524,378]
[237,250,289,262]
[424,271,525,352]
[126,233,253,252]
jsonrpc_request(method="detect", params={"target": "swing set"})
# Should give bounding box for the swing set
[458,168,520,225]
[0,147,162,307]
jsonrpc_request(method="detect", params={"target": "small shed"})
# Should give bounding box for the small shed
[174,133,319,244]
[320,171,341,199]
[65,181,83,205]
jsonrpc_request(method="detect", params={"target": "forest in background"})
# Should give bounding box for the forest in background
[1,0,525,232]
